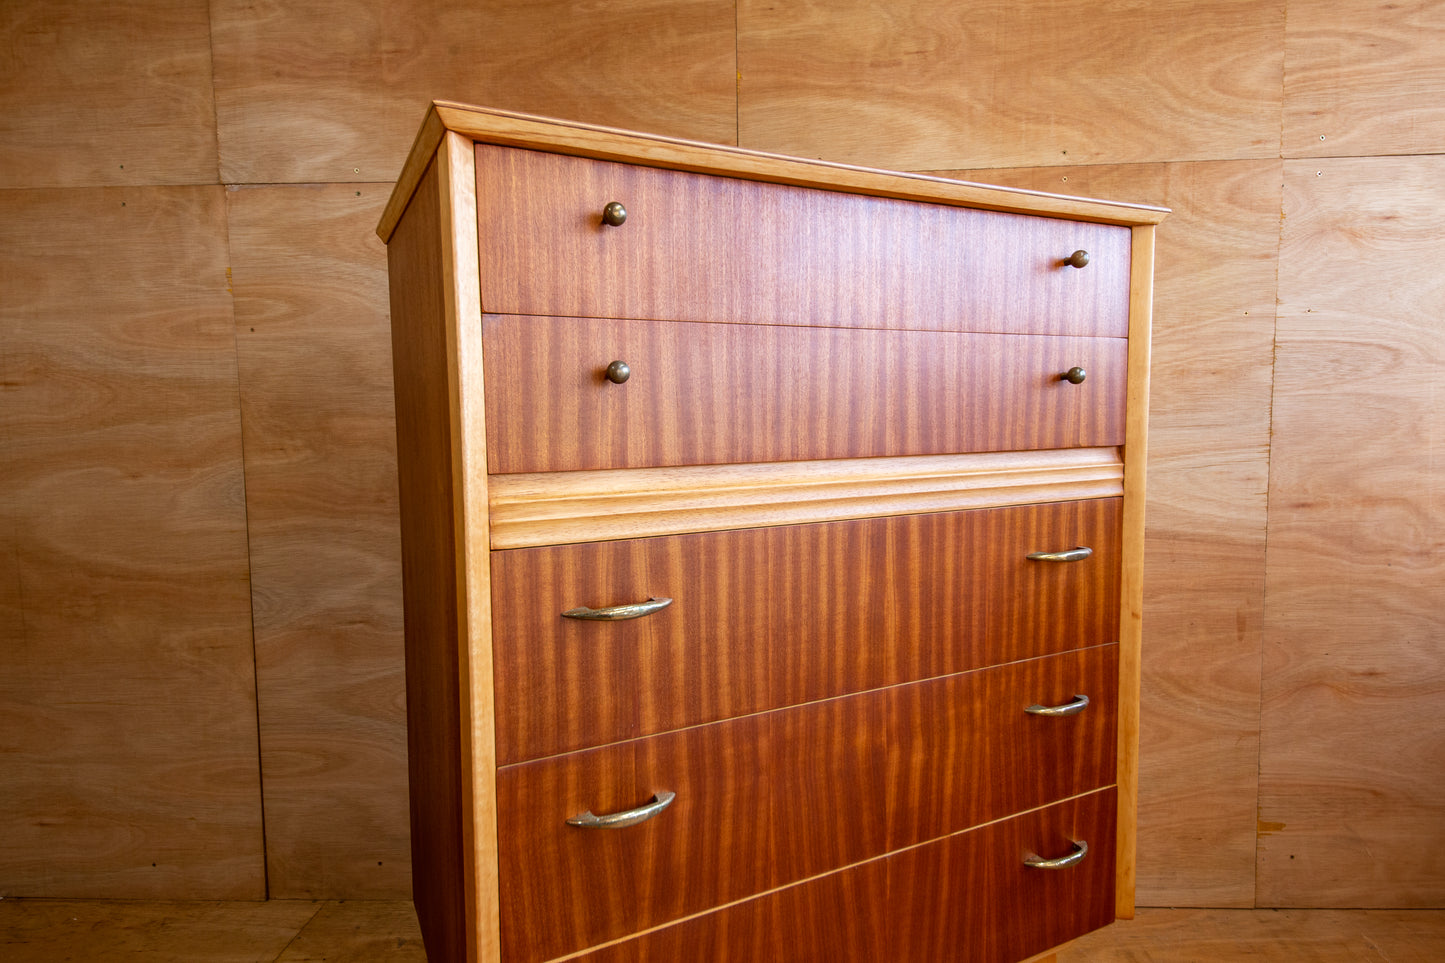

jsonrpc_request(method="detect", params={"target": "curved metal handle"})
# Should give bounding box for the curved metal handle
[1026,546,1093,563]
[1064,249,1090,268]
[1025,694,1090,717]
[562,596,672,621]
[1024,839,1088,870]
[1062,366,1087,384]
[602,201,627,226]
[567,791,675,829]
[605,360,631,384]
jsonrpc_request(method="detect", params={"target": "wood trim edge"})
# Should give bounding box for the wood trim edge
[1115,224,1156,920]
[438,131,500,962]
[488,448,1124,549]
[378,102,1170,240]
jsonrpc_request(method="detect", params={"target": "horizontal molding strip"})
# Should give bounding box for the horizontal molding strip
[488,447,1123,549]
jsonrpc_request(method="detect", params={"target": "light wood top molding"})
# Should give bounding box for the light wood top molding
[488,447,1123,549]
[377,101,1169,241]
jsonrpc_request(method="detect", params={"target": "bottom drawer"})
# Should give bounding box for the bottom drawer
[890,787,1118,962]
[573,788,1117,963]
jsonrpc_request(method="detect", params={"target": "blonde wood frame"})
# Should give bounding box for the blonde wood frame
[1115,224,1156,920]
[436,131,500,963]
[378,102,1169,242]
[488,448,1124,549]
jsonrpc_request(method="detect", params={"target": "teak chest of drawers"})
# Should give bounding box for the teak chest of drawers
[378,101,1166,963]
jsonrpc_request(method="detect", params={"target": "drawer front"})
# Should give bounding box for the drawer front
[476,145,1132,338]
[495,693,888,963]
[571,859,890,963]
[887,646,1119,850]
[574,789,1117,963]
[483,314,1126,473]
[491,498,1122,764]
[889,788,1118,962]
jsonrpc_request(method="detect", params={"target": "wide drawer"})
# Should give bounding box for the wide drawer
[491,498,1122,764]
[475,145,1133,338]
[494,692,889,963]
[483,315,1126,473]
[570,789,1117,963]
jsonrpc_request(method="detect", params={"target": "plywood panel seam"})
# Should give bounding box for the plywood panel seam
[219,184,272,901]
[265,900,326,962]
[1252,157,1288,911]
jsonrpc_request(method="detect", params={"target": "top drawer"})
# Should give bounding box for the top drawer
[476,146,1132,337]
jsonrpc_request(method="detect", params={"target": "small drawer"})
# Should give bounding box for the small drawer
[490,498,1121,764]
[483,314,1126,474]
[476,145,1132,337]
[889,788,1118,962]
[886,646,1119,850]
[494,692,888,963]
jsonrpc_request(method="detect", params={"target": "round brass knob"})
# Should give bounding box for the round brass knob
[1062,366,1087,384]
[605,360,631,384]
[1064,250,1090,269]
[602,201,627,227]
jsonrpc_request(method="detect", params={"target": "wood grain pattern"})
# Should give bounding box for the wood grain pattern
[210,0,737,185]
[737,0,1284,171]
[1061,907,1445,962]
[488,447,1123,549]
[888,647,1119,850]
[1283,0,1445,158]
[0,899,322,962]
[0,187,263,898]
[225,183,409,898]
[1258,157,1445,908]
[494,693,888,962]
[484,315,1127,473]
[8,899,1445,961]
[271,900,429,963]
[385,159,472,961]
[476,144,1132,336]
[939,160,1278,909]
[490,499,1121,763]
[0,0,218,188]
[570,859,890,963]
[889,789,1118,963]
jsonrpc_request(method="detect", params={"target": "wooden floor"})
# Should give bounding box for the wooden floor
[1,900,1442,961]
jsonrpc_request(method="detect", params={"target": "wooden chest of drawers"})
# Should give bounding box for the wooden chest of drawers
[379,101,1165,963]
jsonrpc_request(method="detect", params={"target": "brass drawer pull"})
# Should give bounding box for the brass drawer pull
[1064,249,1090,268]
[604,359,631,384]
[602,201,628,226]
[1026,546,1092,563]
[567,791,675,829]
[1061,366,1087,384]
[1025,694,1090,717]
[1024,839,1088,870]
[562,596,672,621]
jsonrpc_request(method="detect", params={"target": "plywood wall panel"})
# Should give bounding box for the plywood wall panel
[210,0,737,185]
[938,160,1280,907]
[225,184,410,898]
[1284,0,1445,158]
[738,0,1284,171]
[0,187,262,897]
[0,1,218,188]
[1258,157,1445,908]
